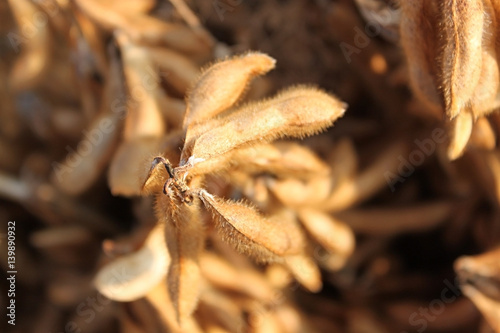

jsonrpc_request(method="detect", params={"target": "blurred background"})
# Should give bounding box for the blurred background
[1,0,500,332]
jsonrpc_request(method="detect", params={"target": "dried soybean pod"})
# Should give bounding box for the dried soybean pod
[199,191,305,261]
[116,32,166,141]
[107,33,168,196]
[94,224,169,302]
[470,53,500,119]
[399,0,442,114]
[284,255,322,292]
[470,0,499,119]
[51,48,123,195]
[324,141,409,212]
[268,176,333,208]
[336,202,453,236]
[248,306,282,333]
[105,0,156,14]
[157,195,204,325]
[122,17,211,57]
[108,104,185,196]
[197,289,245,333]
[482,151,500,206]
[190,139,330,179]
[468,117,496,151]
[182,86,346,164]
[298,209,355,269]
[168,0,215,49]
[183,52,276,129]
[328,138,358,183]
[108,138,163,196]
[147,47,200,94]
[199,252,276,302]
[75,0,209,56]
[447,108,473,160]
[439,0,484,119]
[74,0,134,31]
[145,282,203,333]
[231,142,330,180]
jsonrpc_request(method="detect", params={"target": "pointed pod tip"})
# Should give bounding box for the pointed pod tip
[242,51,277,71]
[446,145,465,161]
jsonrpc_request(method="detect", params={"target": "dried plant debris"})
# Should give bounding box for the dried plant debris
[131,52,346,324]
[3,1,500,332]
[400,0,500,159]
